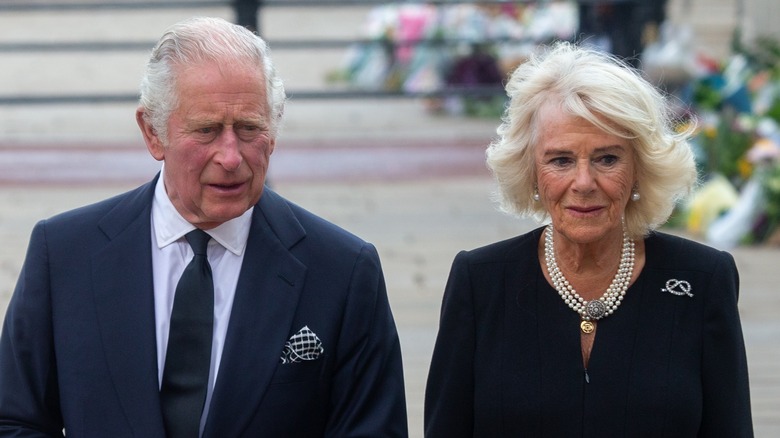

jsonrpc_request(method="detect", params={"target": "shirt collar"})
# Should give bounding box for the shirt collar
[151,168,253,256]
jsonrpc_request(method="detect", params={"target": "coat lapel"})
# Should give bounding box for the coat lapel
[91,176,167,437]
[204,188,307,437]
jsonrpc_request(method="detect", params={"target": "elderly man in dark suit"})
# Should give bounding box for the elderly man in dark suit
[0,17,407,437]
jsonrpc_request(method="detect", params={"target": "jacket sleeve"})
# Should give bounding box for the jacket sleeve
[0,221,65,437]
[424,251,475,438]
[699,251,753,437]
[324,243,408,438]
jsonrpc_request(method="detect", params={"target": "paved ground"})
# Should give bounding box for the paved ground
[2,142,780,436]
[1,1,778,436]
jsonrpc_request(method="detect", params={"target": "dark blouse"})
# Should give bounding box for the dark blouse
[424,227,753,437]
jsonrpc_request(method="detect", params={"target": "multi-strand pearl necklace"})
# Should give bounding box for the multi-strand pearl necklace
[544,225,635,334]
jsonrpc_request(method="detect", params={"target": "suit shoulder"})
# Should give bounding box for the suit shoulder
[645,231,734,272]
[292,203,362,239]
[270,192,369,254]
[42,183,150,229]
[458,226,544,265]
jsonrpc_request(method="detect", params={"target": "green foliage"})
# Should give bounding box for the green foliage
[762,164,780,232]
[735,35,780,78]
[695,109,755,186]
[692,79,724,112]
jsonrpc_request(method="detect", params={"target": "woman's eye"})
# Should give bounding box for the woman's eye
[597,154,619,165]
[550,157,573,167]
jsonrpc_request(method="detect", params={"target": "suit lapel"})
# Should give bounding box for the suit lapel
[91,177,167,437]
[204,188,307,437]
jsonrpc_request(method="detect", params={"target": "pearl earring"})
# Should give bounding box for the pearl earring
[533,189,540,202]
[631,190,640,202]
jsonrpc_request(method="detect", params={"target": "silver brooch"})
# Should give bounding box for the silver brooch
[661,279,693,297]
[584,300,608,319]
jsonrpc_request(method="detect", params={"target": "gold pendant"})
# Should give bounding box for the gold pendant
[580,320,595,334]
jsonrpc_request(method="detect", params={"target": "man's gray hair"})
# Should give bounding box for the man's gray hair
[138,17,286,142]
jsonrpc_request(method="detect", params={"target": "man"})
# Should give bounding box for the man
[0,17,407,437]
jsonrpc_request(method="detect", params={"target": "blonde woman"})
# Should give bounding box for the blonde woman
[425,42,752,437]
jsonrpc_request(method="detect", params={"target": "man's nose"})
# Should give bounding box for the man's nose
[214,129,243,170]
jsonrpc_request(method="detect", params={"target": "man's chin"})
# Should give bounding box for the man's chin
[197,205,251,227]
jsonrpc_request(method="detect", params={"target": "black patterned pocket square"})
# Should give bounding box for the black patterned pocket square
[280,325,324,364]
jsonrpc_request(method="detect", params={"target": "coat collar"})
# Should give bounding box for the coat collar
[92,175,167,437]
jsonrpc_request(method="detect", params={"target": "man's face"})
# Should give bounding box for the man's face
[138,61,275,229]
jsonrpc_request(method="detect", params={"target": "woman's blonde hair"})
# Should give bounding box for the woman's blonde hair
[486,41,697,239]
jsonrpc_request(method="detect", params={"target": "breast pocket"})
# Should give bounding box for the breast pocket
[270,355,326,385]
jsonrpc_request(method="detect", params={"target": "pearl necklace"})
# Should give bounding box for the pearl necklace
[544,225,635,333]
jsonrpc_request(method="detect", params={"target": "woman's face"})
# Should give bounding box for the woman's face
[534,103,636,245]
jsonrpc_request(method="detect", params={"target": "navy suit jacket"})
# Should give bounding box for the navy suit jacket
[425,226,753,437]
[0,176,408,437]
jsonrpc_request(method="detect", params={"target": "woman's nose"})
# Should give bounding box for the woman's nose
[572,161,596,192]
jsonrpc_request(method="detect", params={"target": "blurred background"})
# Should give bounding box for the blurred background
[1,0,779,435]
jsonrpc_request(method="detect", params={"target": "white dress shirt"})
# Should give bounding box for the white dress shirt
[150,172,252,434]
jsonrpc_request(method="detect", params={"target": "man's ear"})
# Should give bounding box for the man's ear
[136,108,165,161]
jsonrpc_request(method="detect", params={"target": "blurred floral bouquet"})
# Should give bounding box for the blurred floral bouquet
[682,36,780,246]
[329,1,578,117]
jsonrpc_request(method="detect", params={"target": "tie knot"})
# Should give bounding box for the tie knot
[185,229,211,256]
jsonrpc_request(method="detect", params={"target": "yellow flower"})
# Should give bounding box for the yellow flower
[737,158,753,179]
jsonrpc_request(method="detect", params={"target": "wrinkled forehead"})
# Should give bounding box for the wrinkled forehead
[537,95,632,141]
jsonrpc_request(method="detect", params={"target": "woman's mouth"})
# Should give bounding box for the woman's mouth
[567,206,603,217]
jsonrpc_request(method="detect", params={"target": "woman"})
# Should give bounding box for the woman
[424,42,753,437]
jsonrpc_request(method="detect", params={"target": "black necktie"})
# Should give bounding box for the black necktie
[161,229,214,438]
